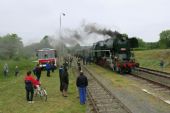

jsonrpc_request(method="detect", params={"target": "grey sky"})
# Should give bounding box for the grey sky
[0,0,169,45]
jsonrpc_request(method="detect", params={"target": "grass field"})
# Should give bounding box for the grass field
[0,59,85,113]
[134,49,170,72]
[0,49,170,113]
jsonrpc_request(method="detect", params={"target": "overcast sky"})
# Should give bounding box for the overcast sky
[0,0,169,45]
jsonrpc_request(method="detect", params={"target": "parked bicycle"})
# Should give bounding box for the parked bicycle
[34,86,47,101]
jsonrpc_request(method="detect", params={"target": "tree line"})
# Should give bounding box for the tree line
[0,29,170,59]
[137,30,170,50]
[0,34,52,60]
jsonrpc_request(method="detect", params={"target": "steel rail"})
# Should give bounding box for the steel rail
[136,67,170,78]
[132,67,170,89]
[83,66,132,113]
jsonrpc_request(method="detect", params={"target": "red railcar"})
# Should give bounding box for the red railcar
[36,48,57,68]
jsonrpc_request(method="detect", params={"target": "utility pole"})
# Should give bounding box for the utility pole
[59,13,66,56]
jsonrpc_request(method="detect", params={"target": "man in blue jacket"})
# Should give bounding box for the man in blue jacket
[46,62,51,77]
[76,70,88,104]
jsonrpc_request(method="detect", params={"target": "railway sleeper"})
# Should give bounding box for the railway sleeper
[89,90,107,94]
[89,83,101,86]
[94,98,118,103]
[88,85,103,88]
[89,92,108,96]
[96,103,120,108]
[88,87,104,90]
[154,87,168,91]
[88,87,104,89]
[88,86,102,89]
[98,107,128,113]
[90,94,111,99]
[88,88,105,91]
[92,93,109,96]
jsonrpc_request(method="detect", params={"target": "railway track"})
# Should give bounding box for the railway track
[126,67,170,105]
[136,67,170,78]
[83,66,132,113]
[132,67,170,88]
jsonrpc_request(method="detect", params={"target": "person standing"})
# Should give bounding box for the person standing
[160,60,164,71]
[59,65,64,92]
[24,71,36,103]
[15,66,19,76]
[76,70,88,104]
[69,57,73,67]
[3,63,9,77]
[83,56,85,65]
[77,60,81,71]
[63,61,68,70]
[46,62,51,77]
[61,67,69,97]
[51,62,55,73]
[34,64,41,80]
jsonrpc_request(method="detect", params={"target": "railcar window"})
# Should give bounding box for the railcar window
[48,52,55,58]
[37,51,55,59]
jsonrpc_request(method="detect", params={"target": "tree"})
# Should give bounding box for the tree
[22,35,53,58]
[0,34,23,59]
[146,42,159,49]
[137,38,146,48]
[39,35,52,48]
[159,30,170,48]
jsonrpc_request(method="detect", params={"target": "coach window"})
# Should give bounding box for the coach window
[44,53,48,59]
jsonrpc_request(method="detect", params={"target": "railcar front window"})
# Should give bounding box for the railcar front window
[37,52,43,59]
[48,52,55,58]
[37,51,55,59]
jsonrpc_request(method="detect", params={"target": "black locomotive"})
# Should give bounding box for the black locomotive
[75,31,139,73]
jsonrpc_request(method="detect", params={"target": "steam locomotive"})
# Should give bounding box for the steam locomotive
[75,31,139,73]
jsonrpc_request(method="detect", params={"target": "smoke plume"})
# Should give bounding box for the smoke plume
[45,22,119,55]
[84,23,121,38]
[53,22,118,47]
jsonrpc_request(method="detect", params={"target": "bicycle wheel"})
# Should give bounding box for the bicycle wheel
[40,89,47,101]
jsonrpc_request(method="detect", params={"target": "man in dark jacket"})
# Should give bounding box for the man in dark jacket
[76,70,88,104]
[59,65,64,92]
[61,67,69,97]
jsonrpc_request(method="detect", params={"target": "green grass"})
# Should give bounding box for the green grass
[86,64,131,87]
[134,49,170,72]
[0,59,85,113]
[0,59,35,80]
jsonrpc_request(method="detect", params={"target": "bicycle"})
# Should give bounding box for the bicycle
[34,86,47,101]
